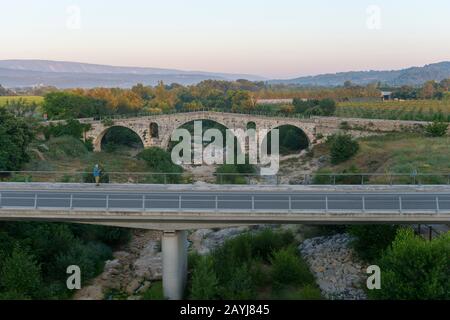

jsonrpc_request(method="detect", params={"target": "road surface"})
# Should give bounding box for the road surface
[1,190,449,213]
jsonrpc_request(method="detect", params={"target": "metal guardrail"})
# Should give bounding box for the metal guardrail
[0,192,449,215]
[1,171,450,185]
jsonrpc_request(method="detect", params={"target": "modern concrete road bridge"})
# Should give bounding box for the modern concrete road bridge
[1,182,449,299]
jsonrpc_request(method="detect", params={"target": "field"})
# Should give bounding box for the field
[0,95,44,106]
[315,133,450,184]
[337,99,450,121]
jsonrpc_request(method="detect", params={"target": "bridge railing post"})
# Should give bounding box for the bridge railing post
[106,195,109,212]
[142,195,146,212]
[215,195,218,212]
[362,196,366,212]
[34,193,38,209]
[436,196,440,214]
[325,196,329,213]
[288,195,292,213]
[398,196,403,214]
[251,196,255,212]
[0,192,2,208]
[69,194,73,211]
[179,195,182,212]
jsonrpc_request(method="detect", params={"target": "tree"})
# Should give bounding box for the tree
[420,81,438,99]
[228,90,254,112]
[348,225,399,261]
[43,92,107,119]
[369,229,449,300]
[318,98,336,116]
[0,109,34,171]
[190,256,219,300]
[327,133,359,164]
[3,98,39,117]
[44,119,91,140]
[0,245,42,299]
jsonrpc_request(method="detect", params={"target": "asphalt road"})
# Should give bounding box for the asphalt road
[1,190,449,213]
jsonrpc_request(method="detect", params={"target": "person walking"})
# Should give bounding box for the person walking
[93,164,101,186]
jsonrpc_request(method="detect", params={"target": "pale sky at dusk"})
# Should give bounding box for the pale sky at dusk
[1,0,449,78]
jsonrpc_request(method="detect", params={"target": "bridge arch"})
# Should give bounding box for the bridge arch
[261,124,312,155]
[93,125,145,152]
[162,117,235,151]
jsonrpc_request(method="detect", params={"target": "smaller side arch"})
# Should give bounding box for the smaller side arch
[93,125,145,152]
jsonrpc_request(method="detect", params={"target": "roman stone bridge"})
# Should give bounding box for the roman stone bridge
[76,111,429,152]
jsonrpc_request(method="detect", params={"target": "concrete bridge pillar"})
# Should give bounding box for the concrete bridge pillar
[162,230,188,300]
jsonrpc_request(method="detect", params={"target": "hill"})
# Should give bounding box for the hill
[271,62,450,87]
[0,60,265,88]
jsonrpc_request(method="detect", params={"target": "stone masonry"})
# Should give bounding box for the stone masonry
[77,111,433,152]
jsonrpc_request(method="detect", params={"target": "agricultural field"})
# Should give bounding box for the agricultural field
[0,95,44,106]
[337,99,450,121]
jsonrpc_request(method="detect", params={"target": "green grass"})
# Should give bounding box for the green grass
[141,282,164,300]
[315,133,450,184]
[0,96,44,106]
[22,140,151,183]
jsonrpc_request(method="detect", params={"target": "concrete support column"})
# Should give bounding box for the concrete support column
[162,230,188,300]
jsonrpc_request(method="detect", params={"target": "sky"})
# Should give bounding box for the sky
[1,0,449,78]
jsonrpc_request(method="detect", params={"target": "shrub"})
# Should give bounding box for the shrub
[250,228,295,262]
[424,121,448,137]
[369,228,450,300]
[274,284,322,300]
[270,246,314,288]
[0,245,43,299]
[137,147,183,183]
[46,136,88,159]
[220,264,256,299]
[348,225,399,261]
[327,133,359,164]
[189,256,219,300]
[44,119,90,140]
[53,240,110,284]
[216,163,256,184]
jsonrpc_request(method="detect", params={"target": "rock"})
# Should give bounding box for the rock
[75,285,104,300]
[104,259,121,272]
[299,233,367,300]
[318,155,328,163]
[113,251,131,260]
[126,279,141,295]
[133,241,163,281]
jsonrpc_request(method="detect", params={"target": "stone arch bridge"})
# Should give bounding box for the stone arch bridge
[75,111,429,152]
